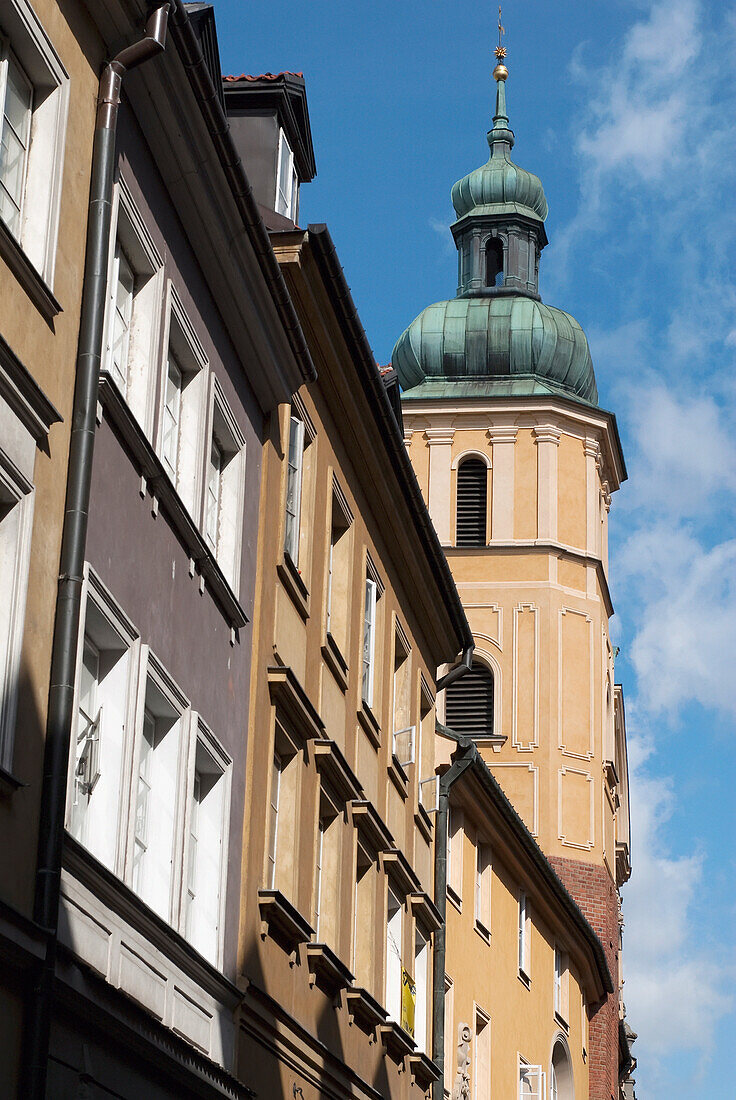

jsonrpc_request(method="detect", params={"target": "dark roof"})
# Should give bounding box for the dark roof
[443,734,614,995]
[183,3,225,112]
[304,224,473,657]
[222,71,316,183]
[170,1,316,388]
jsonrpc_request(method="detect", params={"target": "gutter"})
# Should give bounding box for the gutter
[27,9,171,1096]
[305,223,474,668]
[431,738,478,1100]
[167,0,316,385]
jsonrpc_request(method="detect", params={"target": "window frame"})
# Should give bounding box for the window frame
[101,179,164,436]
[473,1006,491,1100]
[202,375,247,594]
[385,884,404,1022]
[180,716,231,967]
[518,889,531,980]
[157,283,209,518]
[0,43,33,239]
[474,838,492,939]
[284,411,305,566]
[0,1,70,288]
[0,445,34,771]
[275,126,298,221]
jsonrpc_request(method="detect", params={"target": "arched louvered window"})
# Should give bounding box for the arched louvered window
[445,662,494,738]
[456,458,487,546]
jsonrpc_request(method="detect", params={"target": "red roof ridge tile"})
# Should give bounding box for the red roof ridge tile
[222,71,304,83]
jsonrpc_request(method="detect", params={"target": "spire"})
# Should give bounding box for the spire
[489,12,514,152]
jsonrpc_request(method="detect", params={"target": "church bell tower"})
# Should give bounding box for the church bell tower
[394,44,631,1100]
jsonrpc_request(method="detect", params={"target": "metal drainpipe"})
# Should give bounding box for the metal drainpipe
[436,643,474,693]
[432,737,477,1100]
[26,9,169,1096]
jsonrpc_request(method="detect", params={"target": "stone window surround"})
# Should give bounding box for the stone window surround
[65,564,232,968]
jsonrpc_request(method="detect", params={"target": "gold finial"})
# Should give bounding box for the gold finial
[493,6,508,79]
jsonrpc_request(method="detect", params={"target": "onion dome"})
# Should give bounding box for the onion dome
[393,296,598,404]
[451,73,548,224]
[392,47,599,408]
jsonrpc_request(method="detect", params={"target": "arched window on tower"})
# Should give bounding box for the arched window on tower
[456,458,487,546]
[485,237,504,287]
[445,661,494,738]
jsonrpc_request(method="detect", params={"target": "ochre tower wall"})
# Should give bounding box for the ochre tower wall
[403,400,629,1098]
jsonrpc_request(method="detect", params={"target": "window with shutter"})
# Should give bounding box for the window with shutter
[445,662,494,737]
[456,458,487,546]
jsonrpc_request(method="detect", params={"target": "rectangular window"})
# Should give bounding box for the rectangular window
[414,927,429,1052]
[362,576,377,707]
[0,6,69,284]
[0,46,32,239]
[352,845,375,990]
[518,890,530,977]
[473,1008,491,1100]
[447,804,463,902]
[184,735,228,965]
[325,482,352,658]
[392,622,413,766]
[554,946,569,1021]
[313,817,324,939]
[444,976,454,1096]
[204,382,247,591]
[205,436,222,549]
[108,239,134,393]
[386,887,403,1021]
[267,750,281,890]
[131,673,184,922]
[284,413,304,564]
[474,841,492,936]
[158,285,208,515]
[161,350,182,482]
[519,1061,545,1098]
[69,586,135,872]
[275,128,298,220]
[0,457,33,769]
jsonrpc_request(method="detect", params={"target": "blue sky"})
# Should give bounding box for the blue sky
[215,2,736,1095]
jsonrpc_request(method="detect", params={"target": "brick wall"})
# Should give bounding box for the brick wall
[550,856,620,1100]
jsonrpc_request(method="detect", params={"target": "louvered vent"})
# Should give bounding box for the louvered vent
[445,664,494,737]
[456,459,487,546]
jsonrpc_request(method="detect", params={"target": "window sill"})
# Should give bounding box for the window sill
[322,632,348,692]
[306,942,354,997]
[357,702,381,749]
[62,833,237,1005]
[409,1051,441,1091]
[414,804,434,843]
[378,1019,416,1064]
[474,920,491,945]
[446,885,462,914]
[518,968,531,990]
[258,889,314,958]
[277,553,310,621]
[0,765,26,799]
[98,377,248,631]
[554,1010,569,1033]
[0,218,62,321]
[346,986,387,1037]
[387,754,409,800]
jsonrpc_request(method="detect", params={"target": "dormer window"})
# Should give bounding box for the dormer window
[486,238,504,287]
[276,128,298,221]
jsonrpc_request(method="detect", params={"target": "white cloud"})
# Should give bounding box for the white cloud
[622,760,733,1062]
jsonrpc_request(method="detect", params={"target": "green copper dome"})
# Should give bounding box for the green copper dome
[451,78,548,223]
[393,296,598,404]
[391,62,598,407]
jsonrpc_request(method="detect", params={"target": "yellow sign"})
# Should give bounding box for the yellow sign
[401,968,416,1036]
